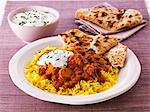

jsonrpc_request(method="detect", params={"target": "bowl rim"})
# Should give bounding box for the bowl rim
[7,5,60,28]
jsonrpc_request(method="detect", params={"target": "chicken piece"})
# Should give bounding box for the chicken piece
[83,64,97,76]
[69,46,85,54]
[52,80,64,89]
[97,75,106,83]
[63,81,78,88]
[51,67,60,81]
[73,75,82,82]
[38,66,46,75]
[74,67,83,75]
[45,64,54,79]
[67,53,84,69]
[59,68,73,81]
[82,73,94,81]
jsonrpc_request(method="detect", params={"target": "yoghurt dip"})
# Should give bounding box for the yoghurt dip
[12,10,56,26]
[37,50,74,68]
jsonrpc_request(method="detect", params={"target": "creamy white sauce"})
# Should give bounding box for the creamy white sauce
[37,50,74,68]
[12,10,56,26]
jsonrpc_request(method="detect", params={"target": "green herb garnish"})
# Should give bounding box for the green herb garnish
[21,16,26,19]
[44,21,47,26]
[44,11,49,13]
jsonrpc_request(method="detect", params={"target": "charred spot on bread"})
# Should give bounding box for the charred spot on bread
[60,33,68,37]
[102,12,108,17]
[94,40,100,46]
[70,31,75,35]
[74,35,80,41]
[87,48,95,52]
[135,13,139,16]
[104,39,108,42]
[108,22,113,28]
[105,35,109,39]
[117,14,123,19]
[98,20,102,24]
[129,15,132,18]
[78,41,83,45]
[128,20,131,23]
[121,23,125,26]
[94,12,99,17]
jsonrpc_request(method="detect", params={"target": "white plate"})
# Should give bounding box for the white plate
[9,36,141,105]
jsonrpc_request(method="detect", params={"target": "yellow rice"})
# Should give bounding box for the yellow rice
[25,46,119,96]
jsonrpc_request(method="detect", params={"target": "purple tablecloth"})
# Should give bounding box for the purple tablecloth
[0,0,150,112]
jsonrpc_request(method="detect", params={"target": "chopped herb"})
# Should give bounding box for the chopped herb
[34,15,38,18]
[44,11,49,13]
[19,23,22,25]
[44,21,47,26]
[21,21,26,25]
[64,63,67,66]
[18,21,26,26]
[21,16,26,19]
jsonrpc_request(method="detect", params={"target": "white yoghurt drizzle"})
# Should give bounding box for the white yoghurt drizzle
[37,50,74,68]
[12,10,56,26]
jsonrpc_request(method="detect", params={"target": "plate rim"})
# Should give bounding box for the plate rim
[9,36,141,105]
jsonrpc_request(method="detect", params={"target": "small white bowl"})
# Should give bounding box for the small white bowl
[7,6,60,43]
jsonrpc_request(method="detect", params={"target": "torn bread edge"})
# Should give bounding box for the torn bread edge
[103,43,127,68]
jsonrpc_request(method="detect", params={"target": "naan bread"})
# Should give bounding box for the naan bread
[59,29,118,55]
[75,7,143,31]
[114,9,143,30]
[90,35,118,55]
[59,29,92,50]
[104,43,127,68]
